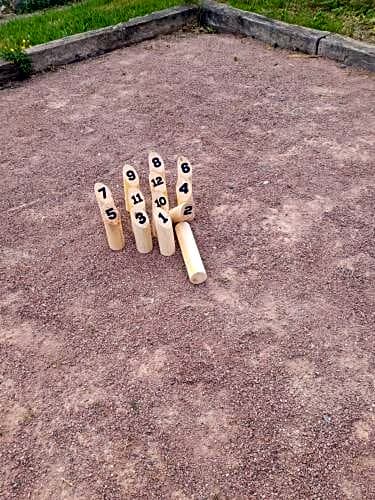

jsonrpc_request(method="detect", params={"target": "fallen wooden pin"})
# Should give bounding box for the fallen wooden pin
[130,209,153,254]
[155,209,175,256]
[123,165,140,211]
[169,201,194,223]
[94,182,125,251]
[175,222,206,285]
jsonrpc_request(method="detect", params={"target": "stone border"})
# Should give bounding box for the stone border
[0,5,198,85]
[1,1,374,86]
[318,34,375,72]
[201,1,374,72]
[201,0,329,55]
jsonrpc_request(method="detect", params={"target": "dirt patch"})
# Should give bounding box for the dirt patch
[1,32,375,499]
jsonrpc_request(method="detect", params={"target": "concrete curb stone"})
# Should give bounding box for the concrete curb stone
[201,0,329,55]
[318,34,375,72]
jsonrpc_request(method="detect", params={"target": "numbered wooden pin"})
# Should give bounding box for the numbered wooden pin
[176,179,193,205]
[175,222,206,285]
[151,190,169,213]
[123,165,140,211]
[149,170,169,237]
[128,188,146,212]
[94,182,125,251]
[177,156,193,181]
[155,209,175,256]
[169,202,194,223]
[148,151,165,175]
[130,209,153,254]
[149,172,167,195]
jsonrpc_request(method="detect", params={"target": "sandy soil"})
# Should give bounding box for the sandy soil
[0,31,375,499]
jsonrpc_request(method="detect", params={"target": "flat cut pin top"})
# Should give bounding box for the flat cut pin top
[148,151,165,175]
[177,156,192,181]
[94,182,125,251]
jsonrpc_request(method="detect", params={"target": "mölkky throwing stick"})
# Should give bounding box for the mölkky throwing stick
[123,165,140,212]
[94,182,125,251]
[175,222,207,284]
[130,209,153,254]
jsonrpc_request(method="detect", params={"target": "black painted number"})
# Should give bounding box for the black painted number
[152,157,162,168]
[183,205,193,216]
[179,182,189,194]
[105,207,117,220]
[131,193,143,205]
[181,162,190,174]
[98,186,106,199]
[126,170,136,181]
[135,212,146,225]
[158,212,169,224]
[151,176,164,188]
[155,196,167,208]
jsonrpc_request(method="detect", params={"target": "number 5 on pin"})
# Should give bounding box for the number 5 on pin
[94,182,125,251]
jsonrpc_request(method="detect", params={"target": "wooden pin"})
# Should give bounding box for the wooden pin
[151,190,170,213]
[155,209,175,256]
[94,182,125,251]
[177,156,193,181]
[128,188,146,212]
[123,165,140,211]
[176,179,193,205]
[149,172,167,195]
[149,170,169,238]
[148,151,165,175]
[175,222,206,284]
[130,209,153,254]
[169,202,194,223]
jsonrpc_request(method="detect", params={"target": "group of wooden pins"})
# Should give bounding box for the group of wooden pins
[94,151,207,285]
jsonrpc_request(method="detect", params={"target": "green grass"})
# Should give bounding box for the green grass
[0,0,183,49]
[0,0,373,52]
[225,0,375,42]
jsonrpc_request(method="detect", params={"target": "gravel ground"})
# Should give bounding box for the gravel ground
[0,31,374,499]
